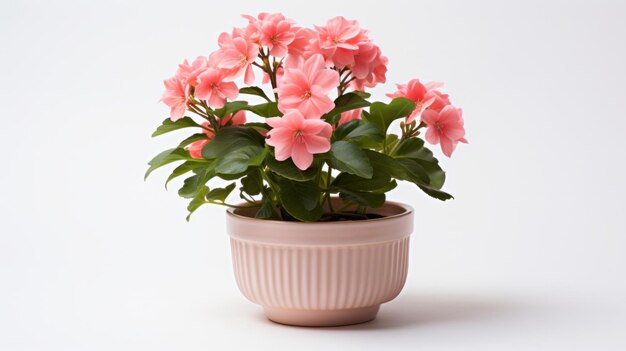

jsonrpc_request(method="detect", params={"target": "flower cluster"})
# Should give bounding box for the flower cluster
[387,79,467,157]
[160,14,400,170]
[150,13,468,221]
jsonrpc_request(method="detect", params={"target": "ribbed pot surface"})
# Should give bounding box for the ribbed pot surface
[226,200,414,327]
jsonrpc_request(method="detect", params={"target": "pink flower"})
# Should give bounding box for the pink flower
[421,105,468,157]
[217,32,258,84]
[266,110,332,170]
[187,111,247,159]
[424,85,451,112]
[161,76,188,121]
[243,13,296,58]
[241,12,272,44]
[261,19,296,57]
[350,42,379,79]
[194,68,239,108]
[337,108,361,126]
[315,16,367,68]
[276,54,339,118]
[176,56,208,86]
[288,27,316,57]
[386,79,450,123]
[350,44,388,91]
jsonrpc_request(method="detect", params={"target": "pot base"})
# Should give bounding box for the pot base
[264,305,380,327]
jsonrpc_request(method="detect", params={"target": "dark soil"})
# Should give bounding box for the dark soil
[318,212,384,221]
[274,206,385,222]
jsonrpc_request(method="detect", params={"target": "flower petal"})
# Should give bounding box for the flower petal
[311,69,339,92]
[220,81,239,100]
[302,118,331,134]
[244,65,255,85]
[424,125,441,145]
[303,54,325,77]
[440,136,456,157]
[290,141,314,170]
[420,108,439,125]
[304,134,331,154]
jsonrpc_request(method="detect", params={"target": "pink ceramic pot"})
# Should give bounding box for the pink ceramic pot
[226,200,414,327]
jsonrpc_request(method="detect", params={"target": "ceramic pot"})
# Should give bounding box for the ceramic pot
[225,199,413,327]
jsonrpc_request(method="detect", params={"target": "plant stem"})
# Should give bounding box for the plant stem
[337,71,353,96]
[258,50,280,101]
[199,101,220,132]
[260,168,283,220]
[188,104,208,118]
[240,191,257,205]
[389,121,428,155]
[324,164,335,213]
[268,65,279,101]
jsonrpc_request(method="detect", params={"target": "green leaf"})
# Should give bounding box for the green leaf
[332,119,384,146]
[364,150,453,201]
[247,102,281,117]
[255,200,276,219]
[396,158,430,184]
[275,178,323,222]
[265,156,318,181]
[213,101,250,118]
[393,138,445,189]
[165,161,208,188]
[416,185,453,201]
[394,137,437,163]
[364,149,401,177]
[152,117,203,137]
[329,141,373,179]
[416,160,445,189]
[322,92,371,124]
[214,101,281,118]
[352,91,371,99]
[397,158,451,199]
[201,126,264,159]
[177,133,209,148]
[145,148,194,180]
[339,191,386,208]
[186,186,209,222]
[363,98,416,133]
[214,145,266,175]
[239,86,271,102]
[332,171,397,194]
[385,134,400,152]
[217,170,250,181]
[241,169,263,196]
[178,167,214,198]
[206,183,236,202]
[245,122,270,134]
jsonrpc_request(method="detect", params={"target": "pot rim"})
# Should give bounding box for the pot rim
[226,200,414,246]
[226,200,413,225]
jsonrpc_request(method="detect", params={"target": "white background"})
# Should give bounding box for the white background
[1,0,626,350]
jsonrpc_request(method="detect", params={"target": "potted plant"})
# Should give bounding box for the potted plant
[146,13,467,327]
